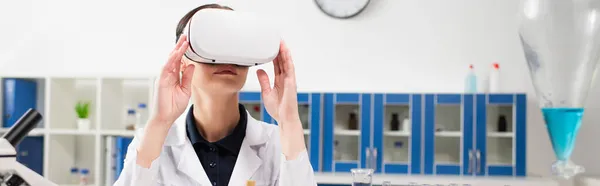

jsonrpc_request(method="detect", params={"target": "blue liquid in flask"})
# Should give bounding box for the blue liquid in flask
[541,108,584,160]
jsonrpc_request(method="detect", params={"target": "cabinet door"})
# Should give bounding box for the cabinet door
[373,94,422,174]
[297,93,322,171]
[115,137,133,180]
[424,94,474,175]
[475,94,526,176]
[2,78,38,128]
[16,136,44,176]
[323,93,371,172]
[239,92,273,123]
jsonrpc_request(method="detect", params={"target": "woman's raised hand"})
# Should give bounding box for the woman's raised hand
[151,35,196,127]
[257,40,306,160]
[136,35,195,168]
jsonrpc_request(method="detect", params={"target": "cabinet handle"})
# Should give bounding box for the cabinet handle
[468,150,473,173]
[365,148,370,169]
[365,147,378,171]
[476,150,481,173]
[373,148,377,171]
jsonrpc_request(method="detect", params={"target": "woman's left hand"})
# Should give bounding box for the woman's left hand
[257,40,306,160]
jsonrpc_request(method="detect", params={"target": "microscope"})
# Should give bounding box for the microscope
[0,109,57,186]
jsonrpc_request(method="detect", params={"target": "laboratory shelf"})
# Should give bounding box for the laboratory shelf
[320,93,527,178]
[434,131,462,137]
[487,132,514,138]
[48,129,97,135]
[48,78,100,130]
[0,76,155,186]
[383,131,411,137]
[100,129,136,137]
[0,75,530,185]
[334,129,360,136]
[99,78,154,131]
[47,134,97,185]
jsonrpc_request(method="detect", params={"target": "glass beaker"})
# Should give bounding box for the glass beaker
[351,168,374,186]
[517,0,600,179]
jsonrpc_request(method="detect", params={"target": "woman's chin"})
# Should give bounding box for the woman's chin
[211,82,244,93]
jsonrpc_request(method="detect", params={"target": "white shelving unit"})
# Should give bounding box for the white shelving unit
[0,76,537,185]
[0,76,155,186]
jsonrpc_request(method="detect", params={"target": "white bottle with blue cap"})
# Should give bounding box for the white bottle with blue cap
[79,168,89,185]
[126,109,136,130]
[136,103,148,129]
[70,167,79,184]
[393,141,404,162]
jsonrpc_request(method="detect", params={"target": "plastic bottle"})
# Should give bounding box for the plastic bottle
[489,62,500,93]
[401,116,411,132]
[465,64,478,93]
[70,167,79,184]
[393,141,403,162]
[79,168,89,185]
[334,140,341,160]
[136,103,148,129]
[126,109,136,130]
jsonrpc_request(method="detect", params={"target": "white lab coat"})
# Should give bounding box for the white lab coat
[113,107,317,186]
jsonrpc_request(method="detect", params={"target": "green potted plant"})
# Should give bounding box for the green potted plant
[75,101,91,130]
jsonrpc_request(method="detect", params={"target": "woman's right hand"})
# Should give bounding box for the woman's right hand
[151,35,195,127]
[136,35,195,169]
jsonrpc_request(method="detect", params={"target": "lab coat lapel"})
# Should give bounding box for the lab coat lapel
[173,142,212,186]
[168,111,212,186]
[228,140,262,186]
[228,112,269,186]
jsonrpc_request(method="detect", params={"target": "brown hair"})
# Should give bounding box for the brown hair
[175,4,234,42]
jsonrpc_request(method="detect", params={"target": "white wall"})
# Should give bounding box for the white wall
[2,0,600,183]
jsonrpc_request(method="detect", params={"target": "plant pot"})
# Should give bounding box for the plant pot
[77,119,91,131]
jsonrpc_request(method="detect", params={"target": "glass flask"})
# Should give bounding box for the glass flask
[517,0,600,179]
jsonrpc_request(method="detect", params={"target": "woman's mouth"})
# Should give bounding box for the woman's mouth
[214,70,237,75]
[214,65,238,75]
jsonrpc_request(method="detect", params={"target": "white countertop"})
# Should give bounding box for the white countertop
[575,175,600,186]
[314,173,559,186]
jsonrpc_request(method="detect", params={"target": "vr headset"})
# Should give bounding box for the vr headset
[182,8,281,66]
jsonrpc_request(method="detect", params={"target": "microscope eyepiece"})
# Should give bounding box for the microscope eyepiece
[1,109,43,147]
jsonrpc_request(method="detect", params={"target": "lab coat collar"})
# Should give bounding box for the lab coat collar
[167,106,270,185]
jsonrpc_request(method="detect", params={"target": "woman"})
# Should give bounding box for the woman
[114,4,316,186]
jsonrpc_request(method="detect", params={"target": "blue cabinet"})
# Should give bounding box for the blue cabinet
[2,78,38,128]
[319,93,527,177]
[2,78,44,176]
[372,94,422,174]
[423,94,472,175]
[239,92,273,123]
[239,91,323,171]
[322,93,371,172]
[16,136,44,176]
[473,94,527,176]
[302,93,323,172]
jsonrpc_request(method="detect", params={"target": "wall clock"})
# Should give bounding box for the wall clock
[314,0,371,19]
